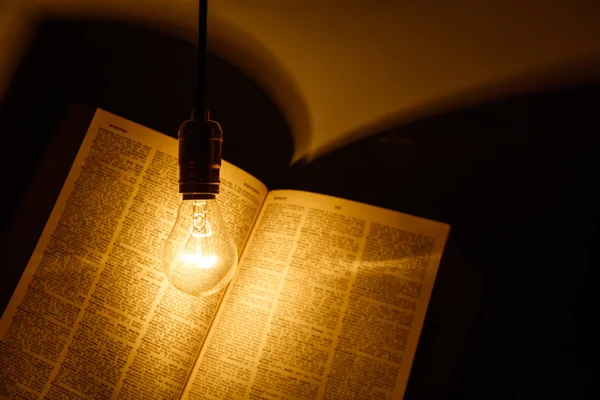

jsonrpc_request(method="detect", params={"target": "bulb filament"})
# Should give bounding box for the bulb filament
[179,202,218,269]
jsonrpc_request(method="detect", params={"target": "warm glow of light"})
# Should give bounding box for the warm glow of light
[163,198,238,296]
[180,253,218,269]
[180,216,217,268]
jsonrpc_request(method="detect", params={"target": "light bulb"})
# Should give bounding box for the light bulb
[162,198,238,296]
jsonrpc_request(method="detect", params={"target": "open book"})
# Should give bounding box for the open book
[0,108,449,399]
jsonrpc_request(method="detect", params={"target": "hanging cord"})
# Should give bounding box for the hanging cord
[195,0,208,120]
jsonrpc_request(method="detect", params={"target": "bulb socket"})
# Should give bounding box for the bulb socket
[178,113,222,199]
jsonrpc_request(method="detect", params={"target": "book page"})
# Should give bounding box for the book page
[182,190,449,399]
[0,109,268,399]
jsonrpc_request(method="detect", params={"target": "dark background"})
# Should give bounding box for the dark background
[0,18,598,399]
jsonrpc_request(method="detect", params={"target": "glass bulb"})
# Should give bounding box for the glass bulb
[162,198,238,296]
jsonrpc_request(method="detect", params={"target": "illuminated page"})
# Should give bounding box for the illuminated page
[182,190,449,400]
[0,109,267,399]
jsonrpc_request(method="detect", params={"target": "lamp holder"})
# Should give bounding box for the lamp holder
[178,110,223,199]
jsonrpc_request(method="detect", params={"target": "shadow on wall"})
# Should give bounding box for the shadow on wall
[302,54,600,163]
[0,17,296,236]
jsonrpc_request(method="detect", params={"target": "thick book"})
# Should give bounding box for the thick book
[0,108,450,399]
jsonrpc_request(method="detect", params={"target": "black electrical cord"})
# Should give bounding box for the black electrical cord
[196,0,208,120]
